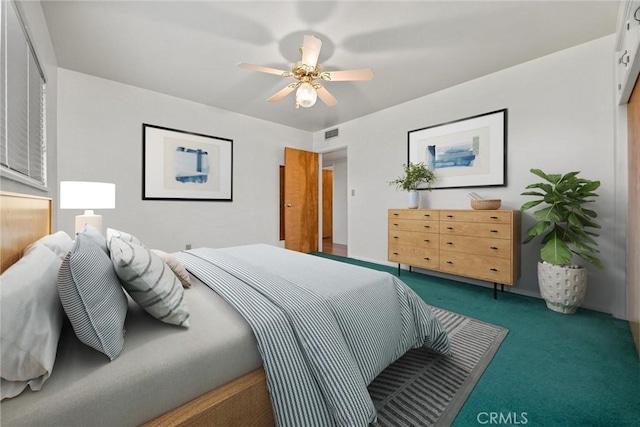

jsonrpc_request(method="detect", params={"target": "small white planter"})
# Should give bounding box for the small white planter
[408,190,419,209]
[537,262,587,314]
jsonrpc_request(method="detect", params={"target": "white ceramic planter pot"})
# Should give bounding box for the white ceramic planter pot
[537,262,587,314]
[408,190,419,209]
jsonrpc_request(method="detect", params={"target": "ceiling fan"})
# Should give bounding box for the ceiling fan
[238,35,374,109]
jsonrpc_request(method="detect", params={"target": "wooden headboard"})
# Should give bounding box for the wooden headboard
[0,191,52,273]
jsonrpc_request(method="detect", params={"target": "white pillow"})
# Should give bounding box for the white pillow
[24,231,73,261]
[151,249,192,288]
[1,244,64,400]
[106,227,142,247]
[110,238,190,327]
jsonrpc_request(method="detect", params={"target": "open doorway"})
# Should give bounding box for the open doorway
[321,148,347,256]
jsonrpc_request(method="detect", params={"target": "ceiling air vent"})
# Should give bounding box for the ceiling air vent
[325,128,339,140]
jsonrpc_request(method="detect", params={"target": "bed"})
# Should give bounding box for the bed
[0,191,449,426]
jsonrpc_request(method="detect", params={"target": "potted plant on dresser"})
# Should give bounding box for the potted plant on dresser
[389,162,437,209]
[520,168,604,314]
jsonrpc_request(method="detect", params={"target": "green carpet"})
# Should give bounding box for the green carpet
[313,252,640,427]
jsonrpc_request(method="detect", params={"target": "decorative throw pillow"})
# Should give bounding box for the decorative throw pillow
[151,249,192,288]
[110,238,190,327]
[78,224,108,254]
[24,231,74,261]
[57,233,128,360]
[106,227,143,247]
[1,245,64,400]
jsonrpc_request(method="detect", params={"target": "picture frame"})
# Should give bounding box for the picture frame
[142,124,233,201]
[407,109,507,189]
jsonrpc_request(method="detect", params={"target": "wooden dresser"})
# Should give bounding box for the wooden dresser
[388,209,521,297]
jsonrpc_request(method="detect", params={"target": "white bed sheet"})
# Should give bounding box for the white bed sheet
[0,275,261,427]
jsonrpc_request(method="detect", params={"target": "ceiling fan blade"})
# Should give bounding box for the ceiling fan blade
[321,68,374,82]
[237,62,290,77]
[316,85,337,107]
[301,35,322,69]
[267,84,297,103]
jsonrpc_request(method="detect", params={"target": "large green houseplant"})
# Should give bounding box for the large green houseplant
[389,162,437,209]
[520,168,603,313]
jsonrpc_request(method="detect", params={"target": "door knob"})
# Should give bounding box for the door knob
[286,203,292,207]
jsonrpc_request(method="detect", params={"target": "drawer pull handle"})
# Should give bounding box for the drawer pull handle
[424,239,430,243]
[446,215,453,218]
[393,223,399,226]
[447,242,453,245]
[490,268,498,272]
[424,214,430,217]
[490,216,498,219]
[447,227,453,230]
[423,225,430,229]
[490,246,498,250]
[393,236,399,239]
[424,257,430,261]
[490,230,498,233]
[393,252,398,255]
[446,261,453,264]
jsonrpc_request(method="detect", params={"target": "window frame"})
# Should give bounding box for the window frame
[1,0,48,191]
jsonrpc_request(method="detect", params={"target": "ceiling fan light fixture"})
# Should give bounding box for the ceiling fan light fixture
[295,82,317,108]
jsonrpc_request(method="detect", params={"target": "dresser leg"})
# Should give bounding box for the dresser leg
[494,283,498,300]
[398,264,401,276]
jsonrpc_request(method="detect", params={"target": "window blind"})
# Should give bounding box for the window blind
[1,0,47,187]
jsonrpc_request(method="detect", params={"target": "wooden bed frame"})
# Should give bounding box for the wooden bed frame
[0,191,275,426]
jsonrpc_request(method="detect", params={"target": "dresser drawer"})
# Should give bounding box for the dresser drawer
[389,209,438,220]
[388,218,439,233]
[439,251,512,284]
[439,235,512,258]
[440,221,512,239]
[388,230,439,248]
[439,210,512,224]
[389,244,439,269]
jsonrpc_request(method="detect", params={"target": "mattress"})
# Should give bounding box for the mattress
[0,275,261,427]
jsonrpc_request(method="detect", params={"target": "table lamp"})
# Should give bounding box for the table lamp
[60,181,116,235]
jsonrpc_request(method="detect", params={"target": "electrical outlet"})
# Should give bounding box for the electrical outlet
[185,244,192,250]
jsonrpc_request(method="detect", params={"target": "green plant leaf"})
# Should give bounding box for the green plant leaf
[525,221,551,241]
[520,191,545,197]
[533,206,562,222]
[541,236,573,265]
[525,183,553,193]
[529,168,551,182]
[520,200,544,211]
[577,253,604,269]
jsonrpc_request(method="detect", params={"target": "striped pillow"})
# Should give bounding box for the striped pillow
[109,238,190,327]
[106,227,142,248]
[57,234,128,360]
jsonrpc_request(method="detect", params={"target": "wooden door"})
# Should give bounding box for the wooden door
[628,80,640,356]
[284,147,318,253]
[322,169,333,239]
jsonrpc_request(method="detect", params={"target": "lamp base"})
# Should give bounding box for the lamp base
[75,210,103,235]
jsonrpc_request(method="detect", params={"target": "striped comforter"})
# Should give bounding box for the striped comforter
[174,244,449,427]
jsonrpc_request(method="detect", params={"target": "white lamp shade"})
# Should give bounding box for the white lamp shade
[60,181,116,210]
[295,82,317,108]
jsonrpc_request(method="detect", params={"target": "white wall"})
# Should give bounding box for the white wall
[1,1,59,226]
[331,157,348,245]
[57,69,312,252]
[315,36,622,315]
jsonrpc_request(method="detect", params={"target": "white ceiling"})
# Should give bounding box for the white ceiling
[40,1,620,133]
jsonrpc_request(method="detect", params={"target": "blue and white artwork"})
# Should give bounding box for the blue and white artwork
[408,108,506,188]
[174,146,210,184]
[427,136,480,170]
[162,136,221,192]
[143,123,233,200]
